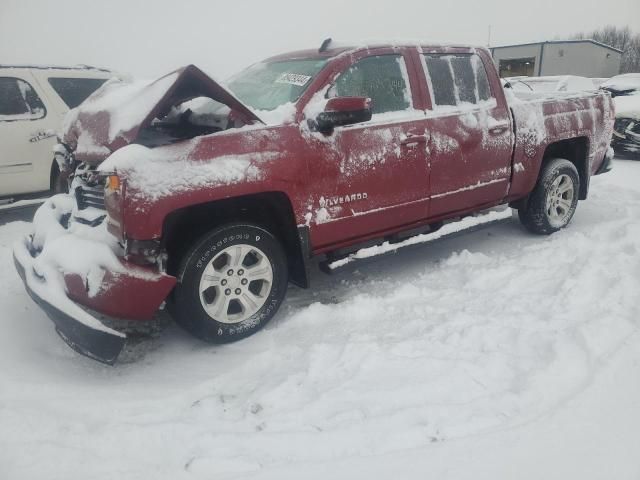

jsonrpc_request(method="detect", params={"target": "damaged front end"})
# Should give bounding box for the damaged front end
[13,184,176,364]
[13,64,264,364]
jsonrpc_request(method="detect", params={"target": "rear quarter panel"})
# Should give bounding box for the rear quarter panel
[507,91,614,200]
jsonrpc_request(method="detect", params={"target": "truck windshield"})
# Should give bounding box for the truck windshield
[228,58,327,111]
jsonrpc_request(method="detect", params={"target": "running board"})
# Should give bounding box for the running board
[319,208,513,274]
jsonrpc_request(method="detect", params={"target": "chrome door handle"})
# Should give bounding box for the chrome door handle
[401,134,428,146]
[488,124,509,135]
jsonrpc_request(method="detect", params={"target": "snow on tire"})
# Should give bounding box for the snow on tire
[170,223,288,343]
[518,158,580,235]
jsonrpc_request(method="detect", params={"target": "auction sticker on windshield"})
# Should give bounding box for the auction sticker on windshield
[275,73,312,86]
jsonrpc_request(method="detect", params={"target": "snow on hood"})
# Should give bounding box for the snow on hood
[614,93,640,120]
[601,74,640,94]
[61,65,264,163]
[98,143,276,202]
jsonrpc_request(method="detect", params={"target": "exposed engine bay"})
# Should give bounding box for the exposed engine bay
[137,97,237,147]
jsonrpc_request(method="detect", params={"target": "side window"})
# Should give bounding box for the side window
[48,77,108,108]
[424,54,492,108]
[0,77,46,120]
[331,55,411,114]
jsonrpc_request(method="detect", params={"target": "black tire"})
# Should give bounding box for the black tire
[518,158,580,235]
[170,223,288,343]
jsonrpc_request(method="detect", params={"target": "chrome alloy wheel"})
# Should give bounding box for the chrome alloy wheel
[545,173,575,228]
[198,244,274,324]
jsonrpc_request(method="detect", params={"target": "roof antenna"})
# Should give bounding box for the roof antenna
[319,38,332,53]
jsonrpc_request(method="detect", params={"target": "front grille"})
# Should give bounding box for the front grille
[75,184,106,210]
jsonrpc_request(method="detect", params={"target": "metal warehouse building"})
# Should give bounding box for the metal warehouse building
[490,40,622,78]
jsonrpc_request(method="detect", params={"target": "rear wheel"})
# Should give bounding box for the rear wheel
[518,158,580,235]
[170,223,288,343]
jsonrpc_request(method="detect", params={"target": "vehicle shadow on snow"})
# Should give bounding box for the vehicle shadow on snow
[76,183,632,367]
[127,213,535,363]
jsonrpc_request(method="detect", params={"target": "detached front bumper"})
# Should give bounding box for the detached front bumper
[13,196,176,364]
[14,247,126,364]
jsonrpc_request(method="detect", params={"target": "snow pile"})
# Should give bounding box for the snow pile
[26,195,123,291]
[329,208,512,269]
[1,159,640,479]
[98,143,273,202]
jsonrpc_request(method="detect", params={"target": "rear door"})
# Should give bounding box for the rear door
[415,49,513,217]
[0,72,58,196]
[304,48,430,249]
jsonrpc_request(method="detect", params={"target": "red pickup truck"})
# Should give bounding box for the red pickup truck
[14,41,615,363]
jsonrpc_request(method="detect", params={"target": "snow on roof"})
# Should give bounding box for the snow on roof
[324,38,478,50]
[0,64,111,72]
[266,40,487,62]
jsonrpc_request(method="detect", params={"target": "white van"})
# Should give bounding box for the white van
[0,65,113,199]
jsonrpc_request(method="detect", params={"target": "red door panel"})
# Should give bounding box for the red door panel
[415,48,513,218]
[307,115,429,249]
[426,103,512,217]
[302,49,431,250]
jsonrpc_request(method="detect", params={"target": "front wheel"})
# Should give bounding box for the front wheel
[518,158,580,235]
[170,223,288,343]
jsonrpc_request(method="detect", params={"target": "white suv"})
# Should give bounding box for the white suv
[0,65,113,199]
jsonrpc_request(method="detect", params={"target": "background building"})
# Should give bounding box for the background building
[491,40,622,78]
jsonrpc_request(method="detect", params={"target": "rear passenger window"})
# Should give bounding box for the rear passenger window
[0,77,46,120]
[331,55,412,114]
[424,54,492,108]
[48,77,108,108]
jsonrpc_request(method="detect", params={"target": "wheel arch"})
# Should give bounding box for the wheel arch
[540,137,590,200]
[162,192,311,288]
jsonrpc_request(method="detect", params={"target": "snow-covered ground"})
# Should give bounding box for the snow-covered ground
[1,158,639,480]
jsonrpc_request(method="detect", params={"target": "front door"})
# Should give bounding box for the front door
[0,74,57,197]
[305,51,430,250]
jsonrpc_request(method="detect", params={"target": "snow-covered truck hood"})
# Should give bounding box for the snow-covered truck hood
[61,65,264,164]
[614,94,640,121]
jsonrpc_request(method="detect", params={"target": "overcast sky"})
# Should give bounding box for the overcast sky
[1,0,639,79]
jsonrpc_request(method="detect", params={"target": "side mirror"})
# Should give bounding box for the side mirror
[314,97,372,134]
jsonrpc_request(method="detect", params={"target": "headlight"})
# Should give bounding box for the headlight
[105,174,121,193]
[102,172,125,241]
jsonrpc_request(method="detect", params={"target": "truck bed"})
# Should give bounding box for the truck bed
[506,89,614,201]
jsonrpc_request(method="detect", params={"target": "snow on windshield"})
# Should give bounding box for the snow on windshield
[227,58,327,112]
